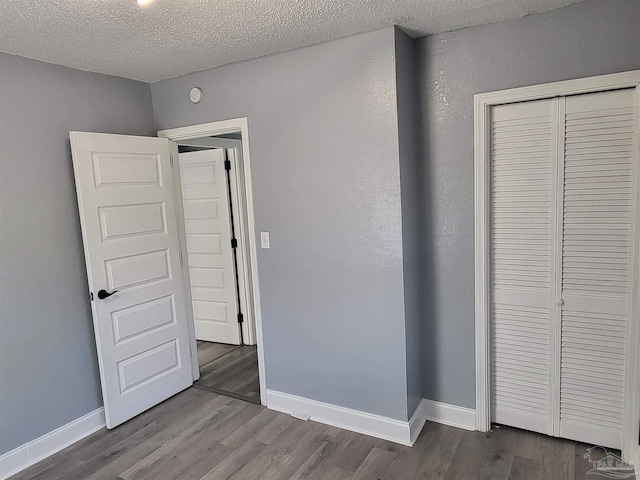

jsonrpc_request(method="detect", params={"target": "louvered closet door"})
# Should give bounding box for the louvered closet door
[558,88,636,449]
[490,98,557,435]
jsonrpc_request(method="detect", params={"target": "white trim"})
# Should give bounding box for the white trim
[474,70,640,459]
[158,118,267,406]
[474,90,491,432]
[474,70,640,106]
[227,146,256,345]
[177,137,241,149]
[0,408,105,480]
[266,390,417,446]
[158,118,246,140]
[408,400,430,445]
[266,391,474,447]
[415,399,476,433]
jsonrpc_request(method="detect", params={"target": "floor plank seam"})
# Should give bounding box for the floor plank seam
[192,383,261,405]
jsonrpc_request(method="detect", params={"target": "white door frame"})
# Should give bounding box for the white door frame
[158,118,266,406]
[474,70,640,463]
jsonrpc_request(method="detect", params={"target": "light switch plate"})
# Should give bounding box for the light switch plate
[260,232,270,249]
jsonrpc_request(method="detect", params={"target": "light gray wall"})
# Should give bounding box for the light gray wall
[153,27,412,420]
[0,53,155,454]
[418,0,640,408]
[394,27,422,418]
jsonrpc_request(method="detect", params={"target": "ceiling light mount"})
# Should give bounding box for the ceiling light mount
[136,0,153,7]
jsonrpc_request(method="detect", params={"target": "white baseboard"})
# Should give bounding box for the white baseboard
[417,398,476,431]
[0,408,105,479]
[409,399,430,445]
[266,390,416,446]
[266,390,450,447]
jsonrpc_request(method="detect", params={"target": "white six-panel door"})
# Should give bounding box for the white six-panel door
[70,132,193,428]
[178,149,242,345]
[490,88,637,448]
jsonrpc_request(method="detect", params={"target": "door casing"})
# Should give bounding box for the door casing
[158,118,266,407]
[474,70,640,465]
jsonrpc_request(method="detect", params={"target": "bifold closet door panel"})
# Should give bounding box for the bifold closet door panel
[559,88,636,449]
[490,98,557,435]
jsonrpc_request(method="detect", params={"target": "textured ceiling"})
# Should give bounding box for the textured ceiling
[0,0,585,82]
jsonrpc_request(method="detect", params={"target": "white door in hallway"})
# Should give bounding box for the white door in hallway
[70,132,193,428]
[178,149,242,345]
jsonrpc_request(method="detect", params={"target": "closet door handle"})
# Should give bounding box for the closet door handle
[555,298,564,307]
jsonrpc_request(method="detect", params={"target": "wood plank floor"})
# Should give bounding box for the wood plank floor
[194,342,260,404]
[197,341,241,367]
[9,387,623,480]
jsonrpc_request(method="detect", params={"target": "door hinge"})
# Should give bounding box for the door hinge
[224,159,231,170]
[231,238,238,249]
[237,313,244,324]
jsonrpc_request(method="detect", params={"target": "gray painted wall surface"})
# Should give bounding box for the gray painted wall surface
[0,53,155,454]
[394,27,422,418]
[418,0,640,408]
[152,27,412,421]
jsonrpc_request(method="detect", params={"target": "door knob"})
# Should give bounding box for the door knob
[555,298,564,306]
[97,289,119,300]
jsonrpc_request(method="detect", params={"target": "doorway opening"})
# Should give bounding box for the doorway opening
[69,118,265,431]
[176,137,258,404]
[159,119,266,407]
